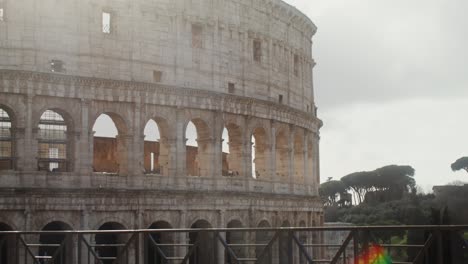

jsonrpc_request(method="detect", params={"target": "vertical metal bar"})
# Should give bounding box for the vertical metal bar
[136,232,140,264]
[287,231,293,264]
[78,234,82,264]
[353,231,359,264]
[435,230,443,264]
[16,234,20,264]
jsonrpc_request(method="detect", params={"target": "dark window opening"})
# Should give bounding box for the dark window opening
[192,24,203,48]
[253,39,262,62]
[294,54,300,76]
[228,82,235,94]
[153,70,162,82]
[278,94,283,104]
[38,110,68,172]
[50,60,65,73]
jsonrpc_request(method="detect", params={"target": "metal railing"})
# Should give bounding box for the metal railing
[0,225,467,264]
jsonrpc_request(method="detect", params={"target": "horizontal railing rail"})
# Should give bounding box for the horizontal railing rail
[0,225,467,264]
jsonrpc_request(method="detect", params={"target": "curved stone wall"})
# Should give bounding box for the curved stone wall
[0,0,323,249]
[0,0,317,112]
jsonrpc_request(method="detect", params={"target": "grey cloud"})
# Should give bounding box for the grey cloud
[285,0,468,110]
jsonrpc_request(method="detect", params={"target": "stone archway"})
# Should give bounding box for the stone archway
[39,221,73,264]
[146,221,173,264]
[0,223,14,264]
[189,220,215,264]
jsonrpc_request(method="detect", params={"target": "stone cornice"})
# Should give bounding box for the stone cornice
[0,70,323,131]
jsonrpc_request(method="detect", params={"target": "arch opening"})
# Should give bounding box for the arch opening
[222,124,242,177]
[37,110,70,172]
[185,119,211,176]
[299,221,307,264]
[0,108,13,170]
[143,119,165,175]
[0,223,14,264]
[255,220,272,263]
[226,220,245,263]
[189,220,215,264]
[146,221,173,264]
[95,222,126,264]
[252,127,267,179]
[39,221,72,264]
[275,130,289,180]
[92,113,128,174]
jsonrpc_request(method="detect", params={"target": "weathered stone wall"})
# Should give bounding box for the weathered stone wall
[0,0,317,113]
[0,2,323,256]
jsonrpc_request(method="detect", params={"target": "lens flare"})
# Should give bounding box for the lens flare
[358,245,392,264]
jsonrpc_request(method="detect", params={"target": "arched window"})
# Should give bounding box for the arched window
[38,110,68,172]
[185,119,211,176]
[144,120,161,174]
[0,108,13,170]
[92,113,128,174]
[223,124,242,177]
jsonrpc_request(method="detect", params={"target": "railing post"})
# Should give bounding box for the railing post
[353,232,358,264]
[435,230,443,264]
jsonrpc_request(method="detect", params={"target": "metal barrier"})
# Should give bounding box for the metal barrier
[0,225,467,264]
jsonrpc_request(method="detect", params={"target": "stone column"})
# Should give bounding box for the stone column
[78,99,92,175]
[164,137,177,177]
[79,210,90,264]
[131,101,143,176]
[303,136,309,187]
[288,127,295,187]
[13,127,25,171]
[175,109,186,177]
[177,210,188,258]
[23,95,35,171]
[269,121,277,181]
[116,134,133,176]
[243,116,253,179]
[213,111,224,177]
[136,210,144,264]
[217,210,226,264]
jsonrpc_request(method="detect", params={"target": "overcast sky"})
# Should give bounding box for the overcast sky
[284,0,468,191]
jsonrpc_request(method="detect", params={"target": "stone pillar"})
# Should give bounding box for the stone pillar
[136,210,144,264]
[13,127,26,170]
[288,127,295,187]
[164,137,177,177]
[79,210,90,264]
[175,109,186,177]
[23,95,35,171]
[217,210,226,264]
[78,99,92,175]
[213,112,224,177]
[243,116,253,179]
[177,210,188,258]
[115,134,133,176]
[303,136,309,187]
[131,101,143,176]
[270,121,277,181]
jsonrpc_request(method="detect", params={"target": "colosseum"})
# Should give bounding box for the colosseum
[0,0,323,262]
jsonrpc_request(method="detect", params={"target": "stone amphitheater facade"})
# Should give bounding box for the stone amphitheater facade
[0,0,323,261]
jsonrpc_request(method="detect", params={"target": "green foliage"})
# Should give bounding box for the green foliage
[339,165,416,204]
[451,157,468,173]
